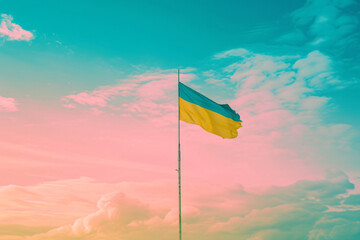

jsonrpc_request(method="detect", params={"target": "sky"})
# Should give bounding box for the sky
[0,0,360,239]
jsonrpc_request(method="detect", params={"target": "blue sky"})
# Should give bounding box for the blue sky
[1,0,305,65]
[1,0,359,128]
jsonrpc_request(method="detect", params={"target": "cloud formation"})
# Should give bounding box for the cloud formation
[0,14,34,41]
[214,48,343,138]
[62,70,194,124]
[277,0,360,53]
[0,172,359,240]
[0,96,18,112]
[56,48,359,189]
[193,47,358,188]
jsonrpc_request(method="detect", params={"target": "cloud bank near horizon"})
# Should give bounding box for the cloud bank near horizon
[0,171,359,240]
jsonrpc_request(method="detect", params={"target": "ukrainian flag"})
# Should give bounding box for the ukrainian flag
[179,82,242,138]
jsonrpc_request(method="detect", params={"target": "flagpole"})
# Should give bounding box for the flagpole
[177,68,182,240]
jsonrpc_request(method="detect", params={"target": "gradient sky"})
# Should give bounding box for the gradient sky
[1,0,360,239]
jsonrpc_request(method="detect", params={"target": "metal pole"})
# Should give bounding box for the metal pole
[177,68,182,240]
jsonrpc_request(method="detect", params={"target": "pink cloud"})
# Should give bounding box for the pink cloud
[61,74,173,108]
[122,100,176,117]
[61,84,136,107]
[63,92,108,107]
[0,14,34,41]
[88,107,102,115]
[62,103,76,109]
[136,79,176,100]
[1,54,351,193]
[0,95,18,112]
[0,59,348,192]
[68,192,149,235]
[61,71,194,122]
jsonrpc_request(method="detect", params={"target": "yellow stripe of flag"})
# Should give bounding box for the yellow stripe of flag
[179,82,242,138]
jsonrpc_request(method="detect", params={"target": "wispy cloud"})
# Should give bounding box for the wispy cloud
[61,70,195,122]
[217,49,340,125]
[61,82,138,108]
[214,48,250,59]
[293,50,339,89]
[0,95,18,112]
[277,0,360,53]
[0,14,34,41]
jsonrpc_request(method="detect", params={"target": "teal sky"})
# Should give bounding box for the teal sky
[2,0,304,66]
[1,0,359,125]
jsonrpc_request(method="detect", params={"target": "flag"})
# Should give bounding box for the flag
[179,82,242,138]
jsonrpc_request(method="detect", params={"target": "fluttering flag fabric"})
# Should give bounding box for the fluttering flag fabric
[179,82,242,138]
